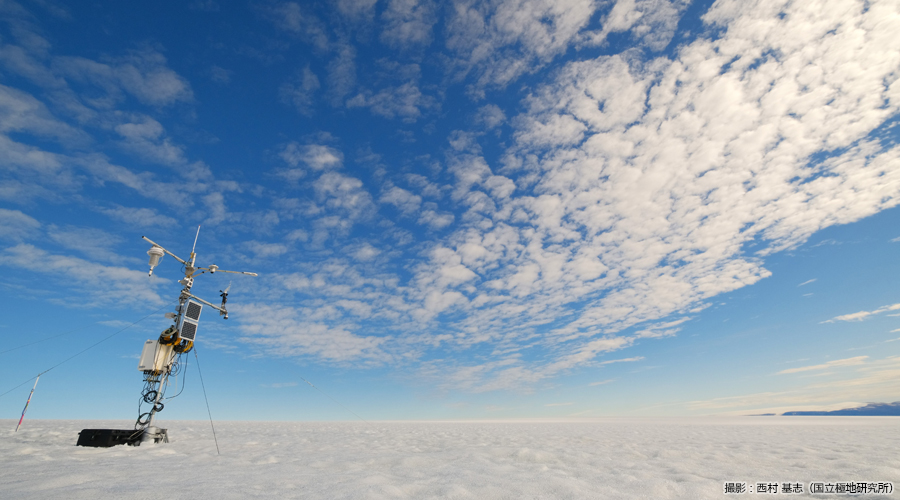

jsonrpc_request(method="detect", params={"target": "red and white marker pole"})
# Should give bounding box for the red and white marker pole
[15,375,40,432]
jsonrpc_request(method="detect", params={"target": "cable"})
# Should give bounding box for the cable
[0,302,174,400]
[193,347,220,456]
[143,390,158,404]
[0,370,49,401]
[300,377,371,425]
[136,381,161,431]
[0,324,96,356]
[165,353,189,400]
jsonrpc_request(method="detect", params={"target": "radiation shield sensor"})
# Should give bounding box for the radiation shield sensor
[147,246,164,276]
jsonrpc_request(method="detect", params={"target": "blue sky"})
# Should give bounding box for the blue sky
[1,0,899,422]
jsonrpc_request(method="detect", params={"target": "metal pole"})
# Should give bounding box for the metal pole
[142,290,186,443]
[143,373,167,442]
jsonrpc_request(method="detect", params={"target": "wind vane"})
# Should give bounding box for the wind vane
[76,226,257,447]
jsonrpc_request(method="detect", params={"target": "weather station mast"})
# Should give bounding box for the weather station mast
[76,227,257,447]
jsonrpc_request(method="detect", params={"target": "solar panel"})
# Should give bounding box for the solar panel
[180,321,197,341]
[179,300,202,342]
[186,301,202,321]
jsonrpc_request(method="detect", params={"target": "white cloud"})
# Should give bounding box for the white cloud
[78,155,193,206]
[824,303,900,323]
[285,229,308,242]
[476,104,506,130]
[47,225,128,263]
[280,66,320,115]
[328,43,357,104]
[0,135,68,188]
[234,302,394,365]
[266,1,330,51]
[203,192,228,224]
[0,26,222,207]
[634,318,690,338]
[0,243,165,307]
[114,116,188,166]
[599,356,644,365]
[580,0,690,51]
[0,128,200,205]
[439,0,690,94]
[346,81,435,122]
[98,205,178,227]
[56,49,193,106]
[314,171,376,220]
[209,65,231,83]
[0,84,86,143]
[447,153,492,200]
[352,243,381,261]
[444,0,599,90]
[418,209,455,229]
[688,356,900,414]
[380,185,422,214]
[280,142,343,170]
[336,0,378,23]
[244,241,290,258]
[369,0,900,392]
[380,0,437,48]
[490,0,898,339]
[0,208,40,240]
[405,173,444,199]
[778,356,868,375]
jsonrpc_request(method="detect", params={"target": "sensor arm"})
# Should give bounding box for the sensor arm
[197,265,258,277]
[212,269,258,276]
[142,236,188,265]
[184,292,227,314]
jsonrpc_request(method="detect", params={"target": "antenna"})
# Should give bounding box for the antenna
[191,225,201,254]
[129,230,257,445]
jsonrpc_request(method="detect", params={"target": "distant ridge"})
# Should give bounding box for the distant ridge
[782,402,900,416]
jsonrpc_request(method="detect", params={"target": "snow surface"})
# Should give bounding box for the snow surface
[2,418,898,499]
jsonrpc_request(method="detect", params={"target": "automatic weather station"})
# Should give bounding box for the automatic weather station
[76,228,257,447]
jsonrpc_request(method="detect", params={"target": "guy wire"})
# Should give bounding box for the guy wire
[300,377,371,426]
[0,301,175,400]
[193,347,220,456]
[0,324,96,356]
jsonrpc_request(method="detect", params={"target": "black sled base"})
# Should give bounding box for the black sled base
[76,428,167,447]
